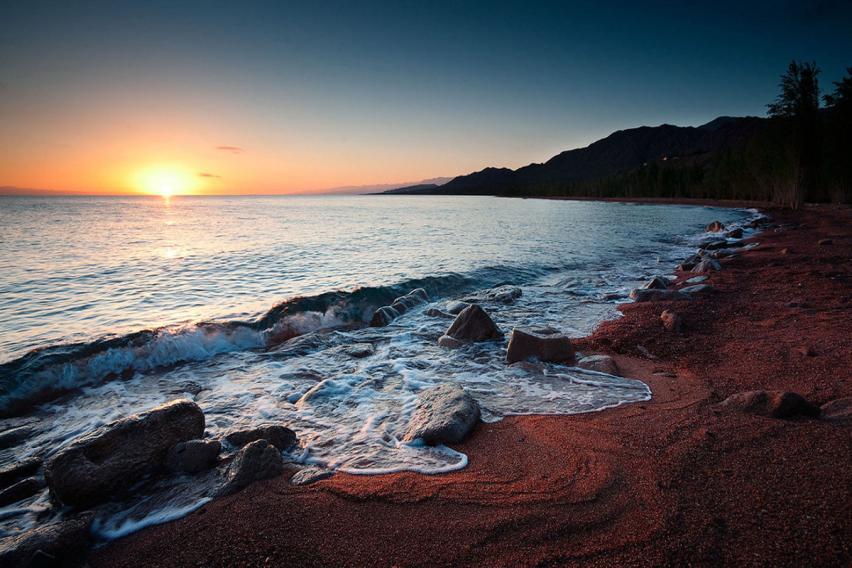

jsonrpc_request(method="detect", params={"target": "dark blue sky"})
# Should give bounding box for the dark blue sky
[2,1,851,192]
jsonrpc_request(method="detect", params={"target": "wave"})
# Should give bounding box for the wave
[0,266,536,417]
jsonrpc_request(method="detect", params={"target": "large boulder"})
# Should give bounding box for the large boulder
[220,439,284,495]
[0,514,93,568]
[716,391,820,419]
[45,400,204,507]
[629,289,689,302]
[691,258,721,273]
[443,305,502,343]
[643,276,669,290]
[506,328,575,364]
[223,424,296,451]
[370,288,428,327]
[402,384,480,445]
[576,354,619,375]
[165,439,221,474]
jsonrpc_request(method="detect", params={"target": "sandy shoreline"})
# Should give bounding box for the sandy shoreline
[91,202,852,567]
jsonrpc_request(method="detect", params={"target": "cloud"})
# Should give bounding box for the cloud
[216,145,243,154]
[198,172,221,179]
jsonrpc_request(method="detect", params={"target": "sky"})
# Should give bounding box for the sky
[1,0,851,195]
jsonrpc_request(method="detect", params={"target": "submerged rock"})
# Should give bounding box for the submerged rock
[443,304,502,343]
[166,439,221,474]
[463,285,522,304]
[220,439,284,495]
[629,289,689,302]
[403,384,480,445]
[437,334,464,349]
[506,328,574,364]
[343,343,375,358]
[660,309,682,333]
[45,400,204,507]
[716,391,820,419]
[706,220,725,232]
[0,514,93,568]
[445,300,471,314]
[290,466,334,486]
[425,307,454,319]
[576,354,619,375]
[643,276,669,290]
[370,288,428,327]
[223,424,296,451]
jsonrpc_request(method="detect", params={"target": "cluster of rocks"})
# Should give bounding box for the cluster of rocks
[715,390,852,423]
[370,288,429,327]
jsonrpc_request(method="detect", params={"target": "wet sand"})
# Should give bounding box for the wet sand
[92,203,852,567]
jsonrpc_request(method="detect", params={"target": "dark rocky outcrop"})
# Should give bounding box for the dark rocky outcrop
[0,457,41,488]
[44,400,204,507]
[716,391,820,419]
[0,513,92,568]
[165,439,221,474]
[223,425,296,451]
[402,384,480,445]
[629,289,689,302]
[220,439,284,495]
[660,310,682,333]
[643,276,669,290]
[0,477,42,507]
[0,426,34,450]
[290,466,334,486]
[576,354,619,375]
[370,288,428,327]
[506,328,575,364]
[443,305,502,343]
[726,228,744,238]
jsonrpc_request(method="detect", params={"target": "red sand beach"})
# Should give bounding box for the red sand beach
[92,203,852,567]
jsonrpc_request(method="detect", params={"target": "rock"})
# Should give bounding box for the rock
[437,334,463,349]
[343,343,374,358]
[643,276,669,290]
[370,288,428,327]
[444,304,502,342]
[703,239,744,251]
[464,285,522,304]
[425,308,454,319]
[716,391,820,419]
[820,397,852,422]
[660,309,682,333]
[44,400,205,507]
[0,513,92,568]
[445,301,471,315]
[0,477,42,507]
[165,439,221,474]
[290,466,334,486]
[684,275,708,284]
[818,238,833,245]
[726,228,743,238]
[0,457,41,488]
[678,253,704,271]
[402,384,480,445]
[629,289,689,302]
[780,247,791,255]
[706,220,725,232]
[0,426,34,450]
[691,258,721,273]
[681,284,717,296]
[506,328,574,364]
[576,354,619,375]
[223,424,296,451]
[220,440,284,495]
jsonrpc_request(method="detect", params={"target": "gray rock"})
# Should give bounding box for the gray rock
[437,334,463,349]
[716,391,820,419]
[343,343,374,358]
[820,397,852,422]
[425,308,454,319]
[402,384,480,445]
[463,285,522,304]
[681,284,717,296]
[45,400,204,507]
[0,476,42,507]
[223,424,296,451]
[444,304,502,342]
[506,328,575,364]
[0,426,34,450]
[629,289,689,302]
[445,301,471,315]
[684,275,708,284]
[290,466,334,486]
[691,258,721,273]
[221,439,284,495]
[370,288,428,327]
[165,439,221,474]
[660,309,682,333]
[643,276,669,290]
[0,457,41,488]
[576,354,619,375]
[0,513,92,568]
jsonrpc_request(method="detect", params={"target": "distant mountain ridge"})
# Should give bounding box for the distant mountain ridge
[383,116,764,196]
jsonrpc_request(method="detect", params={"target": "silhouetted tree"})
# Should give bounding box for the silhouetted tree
[766,61,821,207]
[823,67,852,202]
[823,67,852,111]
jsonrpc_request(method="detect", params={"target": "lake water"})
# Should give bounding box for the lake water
[0,195,754,540]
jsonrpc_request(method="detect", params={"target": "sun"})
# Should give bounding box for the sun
[134,165,195,197]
